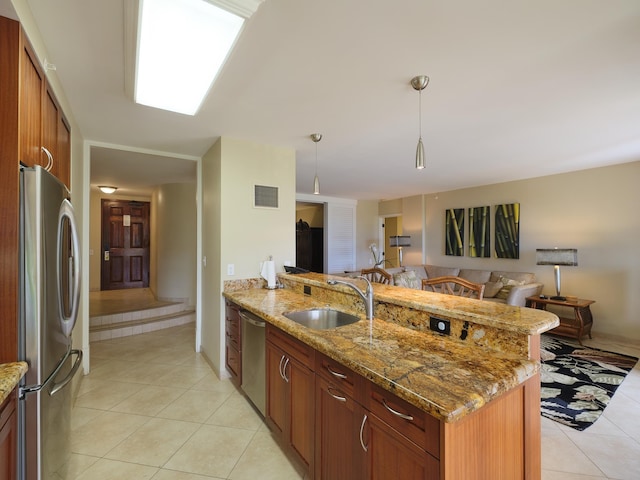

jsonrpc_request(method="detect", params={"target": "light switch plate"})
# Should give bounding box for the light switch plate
[227,264,235,275]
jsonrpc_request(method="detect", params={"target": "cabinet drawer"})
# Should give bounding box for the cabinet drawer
[316,352,362,401]
[367,382,440,458]
[225,327,240,351]
[226,345,241,379]
[266,324,314,369]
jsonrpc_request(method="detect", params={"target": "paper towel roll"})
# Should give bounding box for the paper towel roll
[260,260,276,289]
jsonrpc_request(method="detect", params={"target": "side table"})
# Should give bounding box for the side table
[525,296,595,344]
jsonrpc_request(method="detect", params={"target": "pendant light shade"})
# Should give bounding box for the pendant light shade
[310,133,322,195]
[411,75,429,170]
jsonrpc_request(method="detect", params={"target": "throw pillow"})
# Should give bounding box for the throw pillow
[393,270,421,290]
[495,277,525,300]
[483,281,503,298]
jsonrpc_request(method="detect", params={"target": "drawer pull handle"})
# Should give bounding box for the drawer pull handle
[382,398,414,421]
[282,357,290,383]
[41,146,54,171]
[327,387,346,402]
[359,414,368,452]
[278,355,286,380]
[326,365,347,379]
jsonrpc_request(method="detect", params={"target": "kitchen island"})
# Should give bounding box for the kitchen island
[223,272,558,480]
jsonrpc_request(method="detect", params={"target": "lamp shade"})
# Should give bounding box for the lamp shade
[389,235,411,247]
[536,248,578,266]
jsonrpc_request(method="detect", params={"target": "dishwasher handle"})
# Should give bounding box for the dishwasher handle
[239,310,266,328]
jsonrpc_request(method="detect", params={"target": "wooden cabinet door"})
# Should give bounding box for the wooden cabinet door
[287,356,314,471]
[0,391,17,480]
[42,83,59,171]
[364,413,439,480]
[18,33,44,168]
[56,114,71,188]
[265,340,287,438]
[315,375,364,480]
[224,302,241,385]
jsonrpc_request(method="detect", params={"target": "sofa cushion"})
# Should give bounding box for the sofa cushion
[403,265,428,281]
[483,281,503,298]
[458,269,492,285]
[495,277,525,300]
[393,270,422,289]
[425,265,460,279]
[490,271,535,285]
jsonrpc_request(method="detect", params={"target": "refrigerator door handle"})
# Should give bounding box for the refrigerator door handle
[49,349,83,396]
[57,198,81,338]
[20,346,71,399]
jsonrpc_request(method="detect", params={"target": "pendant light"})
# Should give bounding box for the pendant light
[411,75,429,170]
[310,133,322,194]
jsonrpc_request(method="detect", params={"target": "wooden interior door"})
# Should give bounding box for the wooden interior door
[101,199,150,290]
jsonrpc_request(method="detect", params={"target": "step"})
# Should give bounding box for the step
[89,308,195,343]
[90,301,186,329]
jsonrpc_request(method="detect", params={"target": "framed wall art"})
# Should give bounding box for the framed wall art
[495,203,519,259]
[468,206,490,258]
[445,208,464,256]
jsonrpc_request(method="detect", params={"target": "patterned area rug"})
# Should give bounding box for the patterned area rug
[540,335,638,430]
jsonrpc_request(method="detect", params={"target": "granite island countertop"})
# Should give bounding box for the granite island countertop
[0,362,28,404]
[223,275,558,423]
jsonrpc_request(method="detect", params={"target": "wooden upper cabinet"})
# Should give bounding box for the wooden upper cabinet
[18,29,45,168]
[7,16,71,189]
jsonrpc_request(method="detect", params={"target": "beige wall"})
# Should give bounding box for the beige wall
[88,189,153,291]
[391,161,640,342]
[355,200,380,269]
[200,137,296,375]
[155,183,197,306]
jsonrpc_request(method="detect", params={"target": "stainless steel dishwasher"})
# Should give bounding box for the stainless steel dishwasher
[239,310,266,415]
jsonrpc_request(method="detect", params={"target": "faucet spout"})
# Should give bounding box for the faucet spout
[327,276,374,320]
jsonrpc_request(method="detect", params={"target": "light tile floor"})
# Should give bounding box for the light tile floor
[68,323,640,479]
[66,324,305,479]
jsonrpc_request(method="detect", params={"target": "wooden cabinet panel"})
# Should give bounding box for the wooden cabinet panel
[315,375,364,480]
[56,115,71,188]
[0,389,17,480]
[287,356,314,469]
[367,382,440,458]
[365,412,439,480]
[265,324,315,475]
[265,339,287,437]
[18,32,44,168]
[224,301,241,385]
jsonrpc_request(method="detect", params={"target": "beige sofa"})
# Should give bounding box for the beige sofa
[385,264,543,307]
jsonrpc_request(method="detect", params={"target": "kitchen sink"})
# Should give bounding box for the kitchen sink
[283,308,360,330]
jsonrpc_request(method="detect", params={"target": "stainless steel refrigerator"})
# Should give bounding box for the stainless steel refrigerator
[18,165,82,480]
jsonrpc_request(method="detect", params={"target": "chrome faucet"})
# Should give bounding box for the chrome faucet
[327,276,374,320]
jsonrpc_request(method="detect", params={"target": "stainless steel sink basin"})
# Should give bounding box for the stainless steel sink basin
[283,308,360,330]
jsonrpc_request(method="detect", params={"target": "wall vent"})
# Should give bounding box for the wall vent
[254,185,279,208]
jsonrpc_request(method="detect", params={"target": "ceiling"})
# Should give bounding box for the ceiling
[7,0,640,200]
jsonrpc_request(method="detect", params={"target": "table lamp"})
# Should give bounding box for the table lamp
[536,248,578,301]
[389,235,411,267]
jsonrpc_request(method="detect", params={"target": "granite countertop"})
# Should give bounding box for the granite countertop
[0,362,28,404]
[223,278,556,423]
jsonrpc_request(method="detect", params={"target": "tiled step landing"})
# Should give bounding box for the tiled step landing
[89,302,195,342]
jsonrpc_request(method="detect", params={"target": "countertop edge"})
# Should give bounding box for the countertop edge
[0,362,28,404]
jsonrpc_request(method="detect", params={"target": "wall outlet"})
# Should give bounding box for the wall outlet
[227,264,235,275]
[429,316,450,335]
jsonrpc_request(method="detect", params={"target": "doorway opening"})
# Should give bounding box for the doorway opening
[379,215,403,269]
[296,202,324,272]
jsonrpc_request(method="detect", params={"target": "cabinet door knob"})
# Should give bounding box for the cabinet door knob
[41,146,54,171]
[382,398,414,421]
[327,387,346,402]
[326,365,347,379]
[359,414,368,452]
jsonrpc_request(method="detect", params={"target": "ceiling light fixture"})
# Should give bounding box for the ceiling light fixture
[310,133,322,195]
[411,75,429,170]
[99,186,118,194]
[130,0,263,116]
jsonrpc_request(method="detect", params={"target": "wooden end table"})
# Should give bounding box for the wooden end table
[526,296,595,344]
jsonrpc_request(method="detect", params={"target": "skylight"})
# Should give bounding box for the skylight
[135,0,244,115]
